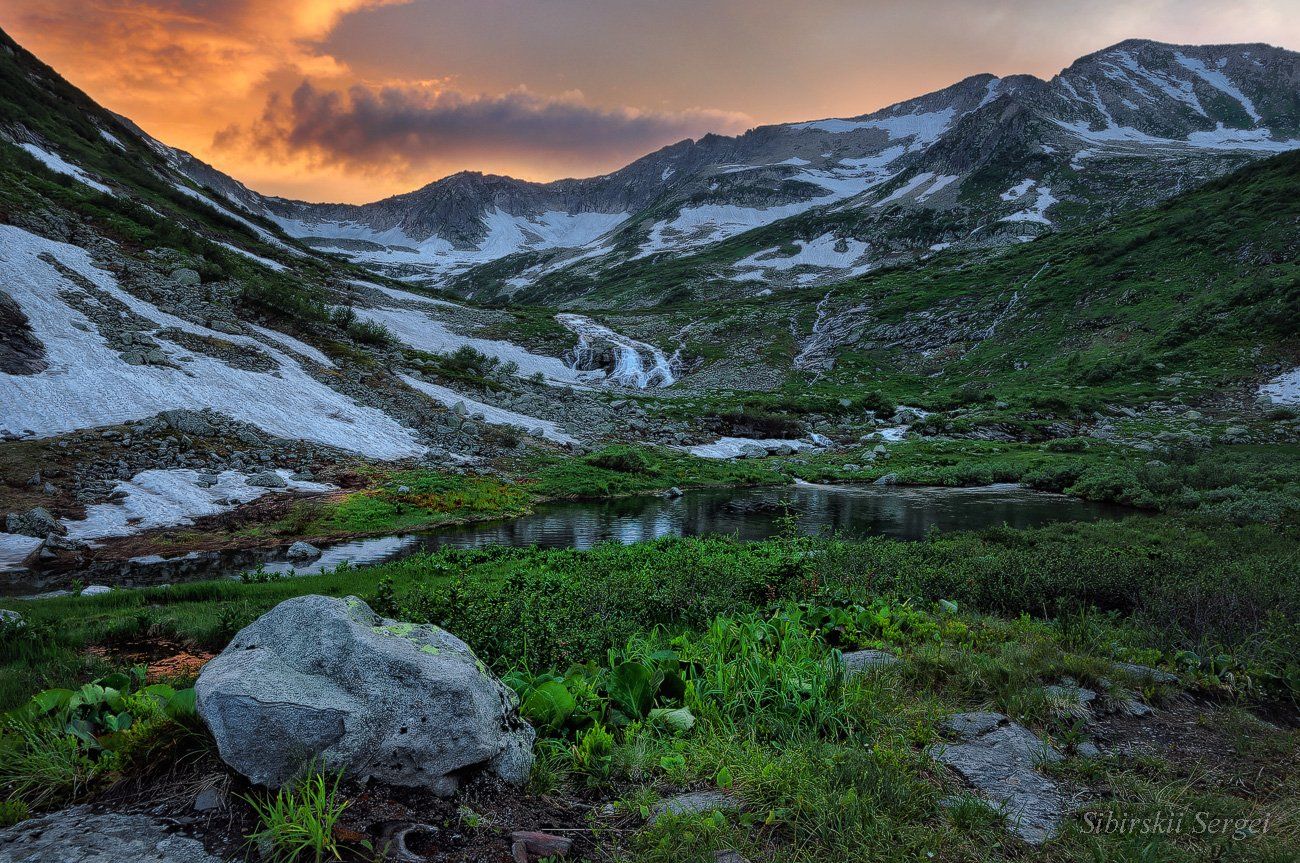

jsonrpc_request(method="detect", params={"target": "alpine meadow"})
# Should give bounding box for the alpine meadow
[0,6,1298,862]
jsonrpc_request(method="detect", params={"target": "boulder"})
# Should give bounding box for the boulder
[0,808,221,863]
[286,541,321,560]
[170,268,202,287]
[5,507,64,539]
[80,585,112,596]
[159,409,216,437]
[196,595,534,794]
[245,470,287,489]
[873,473,898,486]
[0,609,24,628]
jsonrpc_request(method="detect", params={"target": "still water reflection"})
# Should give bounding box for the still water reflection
[254,482,1132,577]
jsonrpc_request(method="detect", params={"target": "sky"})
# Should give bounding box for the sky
[2,0,1296,203]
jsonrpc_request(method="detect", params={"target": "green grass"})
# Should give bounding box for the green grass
[243,769,351,863]
[523,444,787,498]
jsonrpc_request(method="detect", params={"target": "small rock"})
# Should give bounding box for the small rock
[840,649,900,676]
[286,541,321,560]
[841,463,861,472]
[1075,742,1102,759]
[648,791,738,825]
[0,808,223,862]
[930,719,1064,844]
[1113,662,1178,685]
[1119,699,1153,718]
[171,267,202,287]
[192,786,224,812]
[159,410,216,437]
[873,473,898,486]
[80,585,112,596]
[510,831,571,861]
[0,609,24,628]
[664,486,683,498]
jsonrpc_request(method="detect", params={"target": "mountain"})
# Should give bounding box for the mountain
[1,21,1299,586]
[153,39,1300,305]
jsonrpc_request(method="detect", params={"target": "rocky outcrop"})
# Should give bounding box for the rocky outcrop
[196,594,534,794]
[0,808,221,863]
[930,712,1065,844]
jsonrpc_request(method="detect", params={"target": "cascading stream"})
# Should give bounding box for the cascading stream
[556,313,676,388]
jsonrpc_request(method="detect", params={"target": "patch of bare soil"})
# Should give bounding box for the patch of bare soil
[100,758,614,863]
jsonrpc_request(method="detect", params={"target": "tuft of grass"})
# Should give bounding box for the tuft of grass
[243,769,351,863]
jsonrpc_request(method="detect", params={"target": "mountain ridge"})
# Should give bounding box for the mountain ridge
[129,36,1294,301]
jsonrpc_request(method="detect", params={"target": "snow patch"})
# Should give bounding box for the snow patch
[1173,52,1261,123]
[217,242,286,272]
[1259,368,1300,405]
[1000,179,1035,201]
[0,534,43,573]
[62,469,334,543]
[246,324,335,368]
[352,304,589,385]
[735,233,869,273]
[399,374,576,443]
[1000,186,1057,225]
[793,106,956,148]
[686,437,817,459]
[18,143,112,194]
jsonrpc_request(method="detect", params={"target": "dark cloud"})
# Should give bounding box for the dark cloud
[217,80,750,178]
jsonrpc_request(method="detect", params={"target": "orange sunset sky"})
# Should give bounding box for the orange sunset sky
[3,0,1297,203]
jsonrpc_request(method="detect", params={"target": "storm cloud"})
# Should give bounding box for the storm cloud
[218,80,750,178]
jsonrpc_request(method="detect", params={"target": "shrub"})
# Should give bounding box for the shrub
[585,446,658,474]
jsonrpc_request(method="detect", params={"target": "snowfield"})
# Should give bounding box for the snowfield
[273,209,628,279]
[0,226,423,459]
[62,469,334,543]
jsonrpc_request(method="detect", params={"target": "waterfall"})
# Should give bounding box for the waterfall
[556,313,677,388]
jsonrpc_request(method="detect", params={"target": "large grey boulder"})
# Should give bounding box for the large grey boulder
[0,808,221,863]
[196,594,534,795]
[931,712,1065,844]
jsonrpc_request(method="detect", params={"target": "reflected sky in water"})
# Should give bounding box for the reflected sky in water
[260,482,1132,577]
